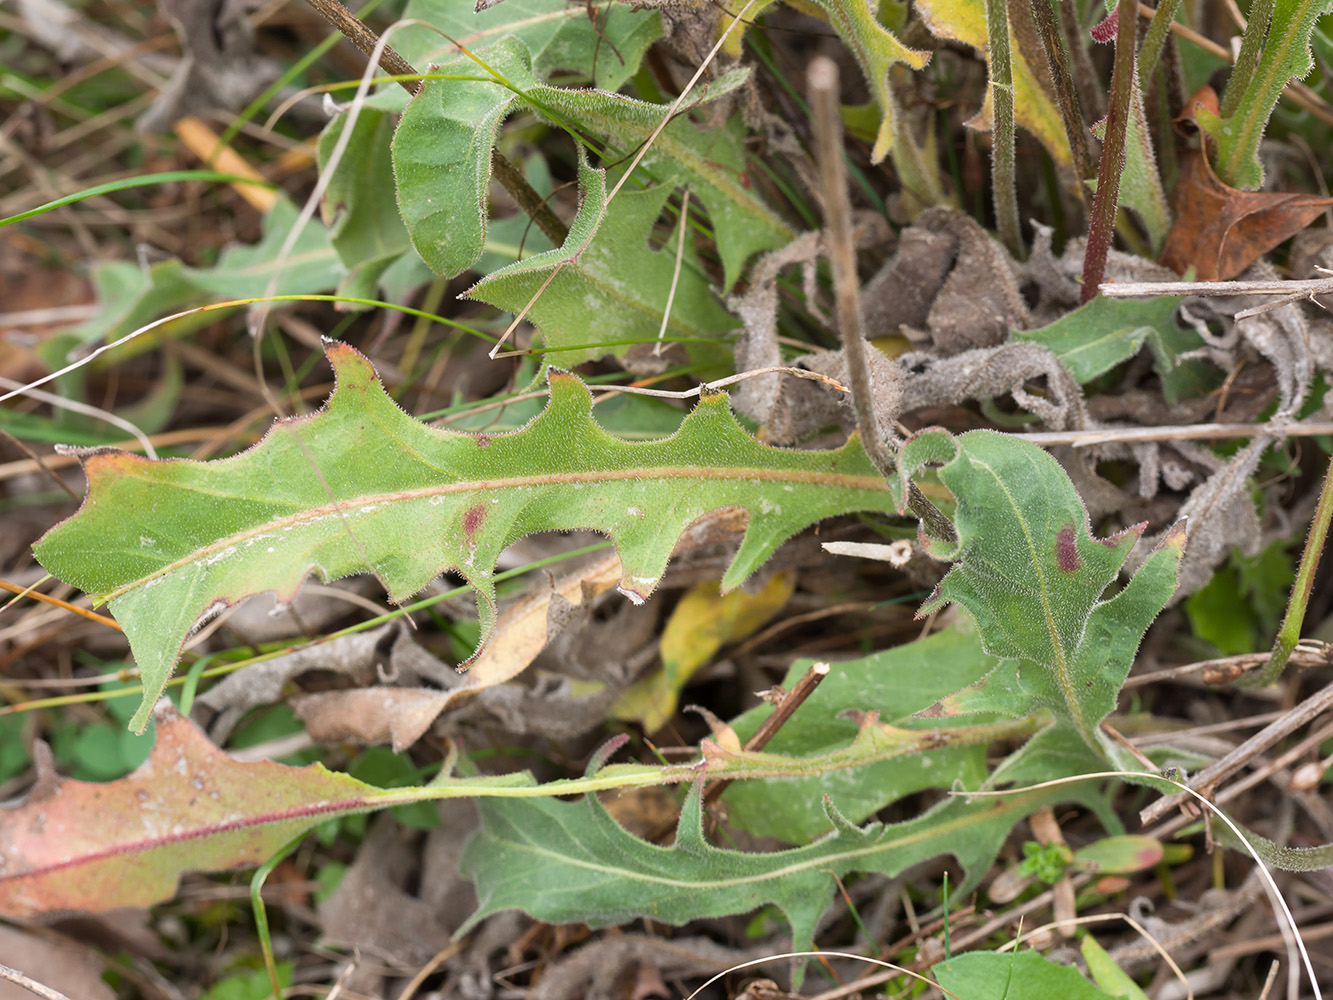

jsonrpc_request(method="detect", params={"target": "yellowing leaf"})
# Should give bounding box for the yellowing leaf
[612,570,795,731]
[915,0,1071,168]
[721,0,930,164]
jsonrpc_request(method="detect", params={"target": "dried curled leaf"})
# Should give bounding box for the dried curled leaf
[1160,150,1333,281]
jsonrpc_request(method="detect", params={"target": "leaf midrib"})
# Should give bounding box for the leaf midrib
[972,456,1091,745]
[106,465,890,599]
[479,790,1042,894]
[539,88,793,240]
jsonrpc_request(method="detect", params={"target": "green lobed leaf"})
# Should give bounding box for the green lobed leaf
[1011,294,1193,385]
[531,81,795,291]
[460,779,1106,985]
[318,107,412,303]
[1210,0,1330,188]
[464,153,738,368]
[724,625,1001,841]
[891,430,1186,759]
[932,950,1117,1000]
[64,199,344,351]
[34,342,898,732]
[392,36,792,290]
[393,0,660,94]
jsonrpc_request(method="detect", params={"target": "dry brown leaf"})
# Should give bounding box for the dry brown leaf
[316,814,455,987]
[467,552,623,684]
[866,207,1030,353]
[293,554,624,750]
[194,621,454,743]
[1160,150,1333,281]
[294,686,453,751]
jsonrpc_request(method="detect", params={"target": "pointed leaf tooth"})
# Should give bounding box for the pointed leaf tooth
[897,430,1183,751]
[35,343,898,730]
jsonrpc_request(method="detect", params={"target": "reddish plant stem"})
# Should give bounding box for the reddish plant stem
[1080,0,1137,304]
[703,661,830,806]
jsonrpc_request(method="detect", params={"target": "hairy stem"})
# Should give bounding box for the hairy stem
[987,0,1022,257]
[1246,453,1333,688]
[1029,0,1095,199]
[1137,0,1183,80]
[1219,0,1273,119]
[1080,0,1136,304]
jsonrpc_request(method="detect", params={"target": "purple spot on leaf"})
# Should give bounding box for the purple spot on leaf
[463,502,486,538]
[1056,525,1081,573]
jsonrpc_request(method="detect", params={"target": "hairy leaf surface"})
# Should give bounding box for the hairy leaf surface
[395,0,660,94]
[34,343,897,731]
[932,950,1117,1000]
[891,430,1186,759]
[460,778,1104,980]
[393,36,791,290]
[319,108,411,301]
[465,155,738,367]
[1012,294,1192,384]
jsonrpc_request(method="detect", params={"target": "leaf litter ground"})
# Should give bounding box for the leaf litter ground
[2,2,1333,999]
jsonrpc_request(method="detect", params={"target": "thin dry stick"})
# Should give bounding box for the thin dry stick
[702,661,830,807]
[1123,641,1333,688]
[0,579,122,631]
[1212,919,1333,962]
[810,57,885,476]
[0,374,157,457]
[0,427,79,501]
[1100,274,1333,298]
[1013,421,1333,446]
[0,964,73,1000]
[807,55,955,544]
[1139,677,1333,825]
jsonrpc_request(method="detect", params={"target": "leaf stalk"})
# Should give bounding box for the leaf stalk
[986,0,1022,257]
[1080,0,1137,304]
[1246,452,1333,688]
